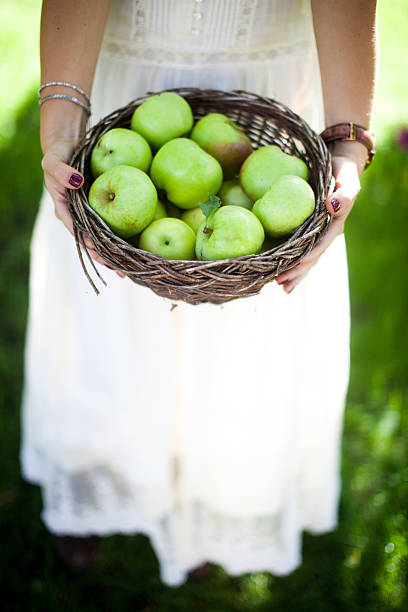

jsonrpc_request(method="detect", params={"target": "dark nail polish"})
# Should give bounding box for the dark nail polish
[69,173,83,188]
[331,198,341,213]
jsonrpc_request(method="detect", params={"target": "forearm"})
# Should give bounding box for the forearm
[311,0,378,173]
[40,0,110,153]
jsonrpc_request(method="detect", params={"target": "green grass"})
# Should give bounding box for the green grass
[1,1,408,610]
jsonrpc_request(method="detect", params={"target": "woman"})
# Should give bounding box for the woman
[21,0,377,586]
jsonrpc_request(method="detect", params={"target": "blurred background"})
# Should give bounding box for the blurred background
[0,1,407,610]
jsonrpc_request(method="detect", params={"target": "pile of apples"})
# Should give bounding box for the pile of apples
[88,92,315,261]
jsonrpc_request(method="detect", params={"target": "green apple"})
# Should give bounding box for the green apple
[153,198,167,220]
[139,217,196,260]
[128,202,168,243]
[88,165,158,238]
[90,128,152,178]
[252,174,315,237]
[150,138,223,209]
[218,178,253,209]
[240,145,309,201]
[181,207,206,234]
[195,195,264,260]
[190,113,252,179]
[131,92,194,150]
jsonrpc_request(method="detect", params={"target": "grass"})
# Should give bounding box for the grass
[0,1,407,610]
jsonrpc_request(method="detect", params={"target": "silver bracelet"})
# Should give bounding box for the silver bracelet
[38,93,91,115]
[38,81,91,105]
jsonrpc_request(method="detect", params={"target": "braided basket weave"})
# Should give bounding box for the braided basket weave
[67,87,332,305]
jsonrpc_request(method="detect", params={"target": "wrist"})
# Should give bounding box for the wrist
[328,141,367,177]
[320,122,376,174]
[40,98,87,156]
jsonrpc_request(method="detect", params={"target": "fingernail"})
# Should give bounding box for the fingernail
[69,173,83,188]
[331,198,341,213]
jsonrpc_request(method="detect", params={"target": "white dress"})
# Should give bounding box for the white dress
[21,0,350,587]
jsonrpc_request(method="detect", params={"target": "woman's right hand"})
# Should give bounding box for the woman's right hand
[41,139,125,276]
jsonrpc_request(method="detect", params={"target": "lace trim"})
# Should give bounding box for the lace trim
[38,461,336,586]
[100,36,311,66]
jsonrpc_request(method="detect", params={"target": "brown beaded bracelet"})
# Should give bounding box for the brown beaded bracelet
[320,122,376,168]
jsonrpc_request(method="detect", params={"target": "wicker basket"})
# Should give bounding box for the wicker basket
[67,87,332,305]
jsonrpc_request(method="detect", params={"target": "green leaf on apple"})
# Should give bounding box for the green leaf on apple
[198,194,222,234]
[198,193,221,217]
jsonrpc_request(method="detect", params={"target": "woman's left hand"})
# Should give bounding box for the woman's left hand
[275,142,367,293]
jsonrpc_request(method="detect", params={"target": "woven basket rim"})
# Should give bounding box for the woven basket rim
[67,87,332,304]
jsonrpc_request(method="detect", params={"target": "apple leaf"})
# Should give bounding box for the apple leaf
[199,193,221,218]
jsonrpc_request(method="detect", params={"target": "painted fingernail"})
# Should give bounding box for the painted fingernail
[69,173,83,188]
[331,198,341,213]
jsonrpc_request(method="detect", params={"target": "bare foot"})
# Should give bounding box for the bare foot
[187,561,213,581]
[54,535,101,571]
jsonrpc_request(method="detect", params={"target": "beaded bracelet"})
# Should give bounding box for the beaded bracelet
[320,122,376,169]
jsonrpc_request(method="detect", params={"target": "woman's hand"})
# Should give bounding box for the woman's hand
[39,0,113,269]
[275,141,366,293]
[42,138,125,277]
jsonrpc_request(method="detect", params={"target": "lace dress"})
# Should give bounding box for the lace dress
[21,0,350,587]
